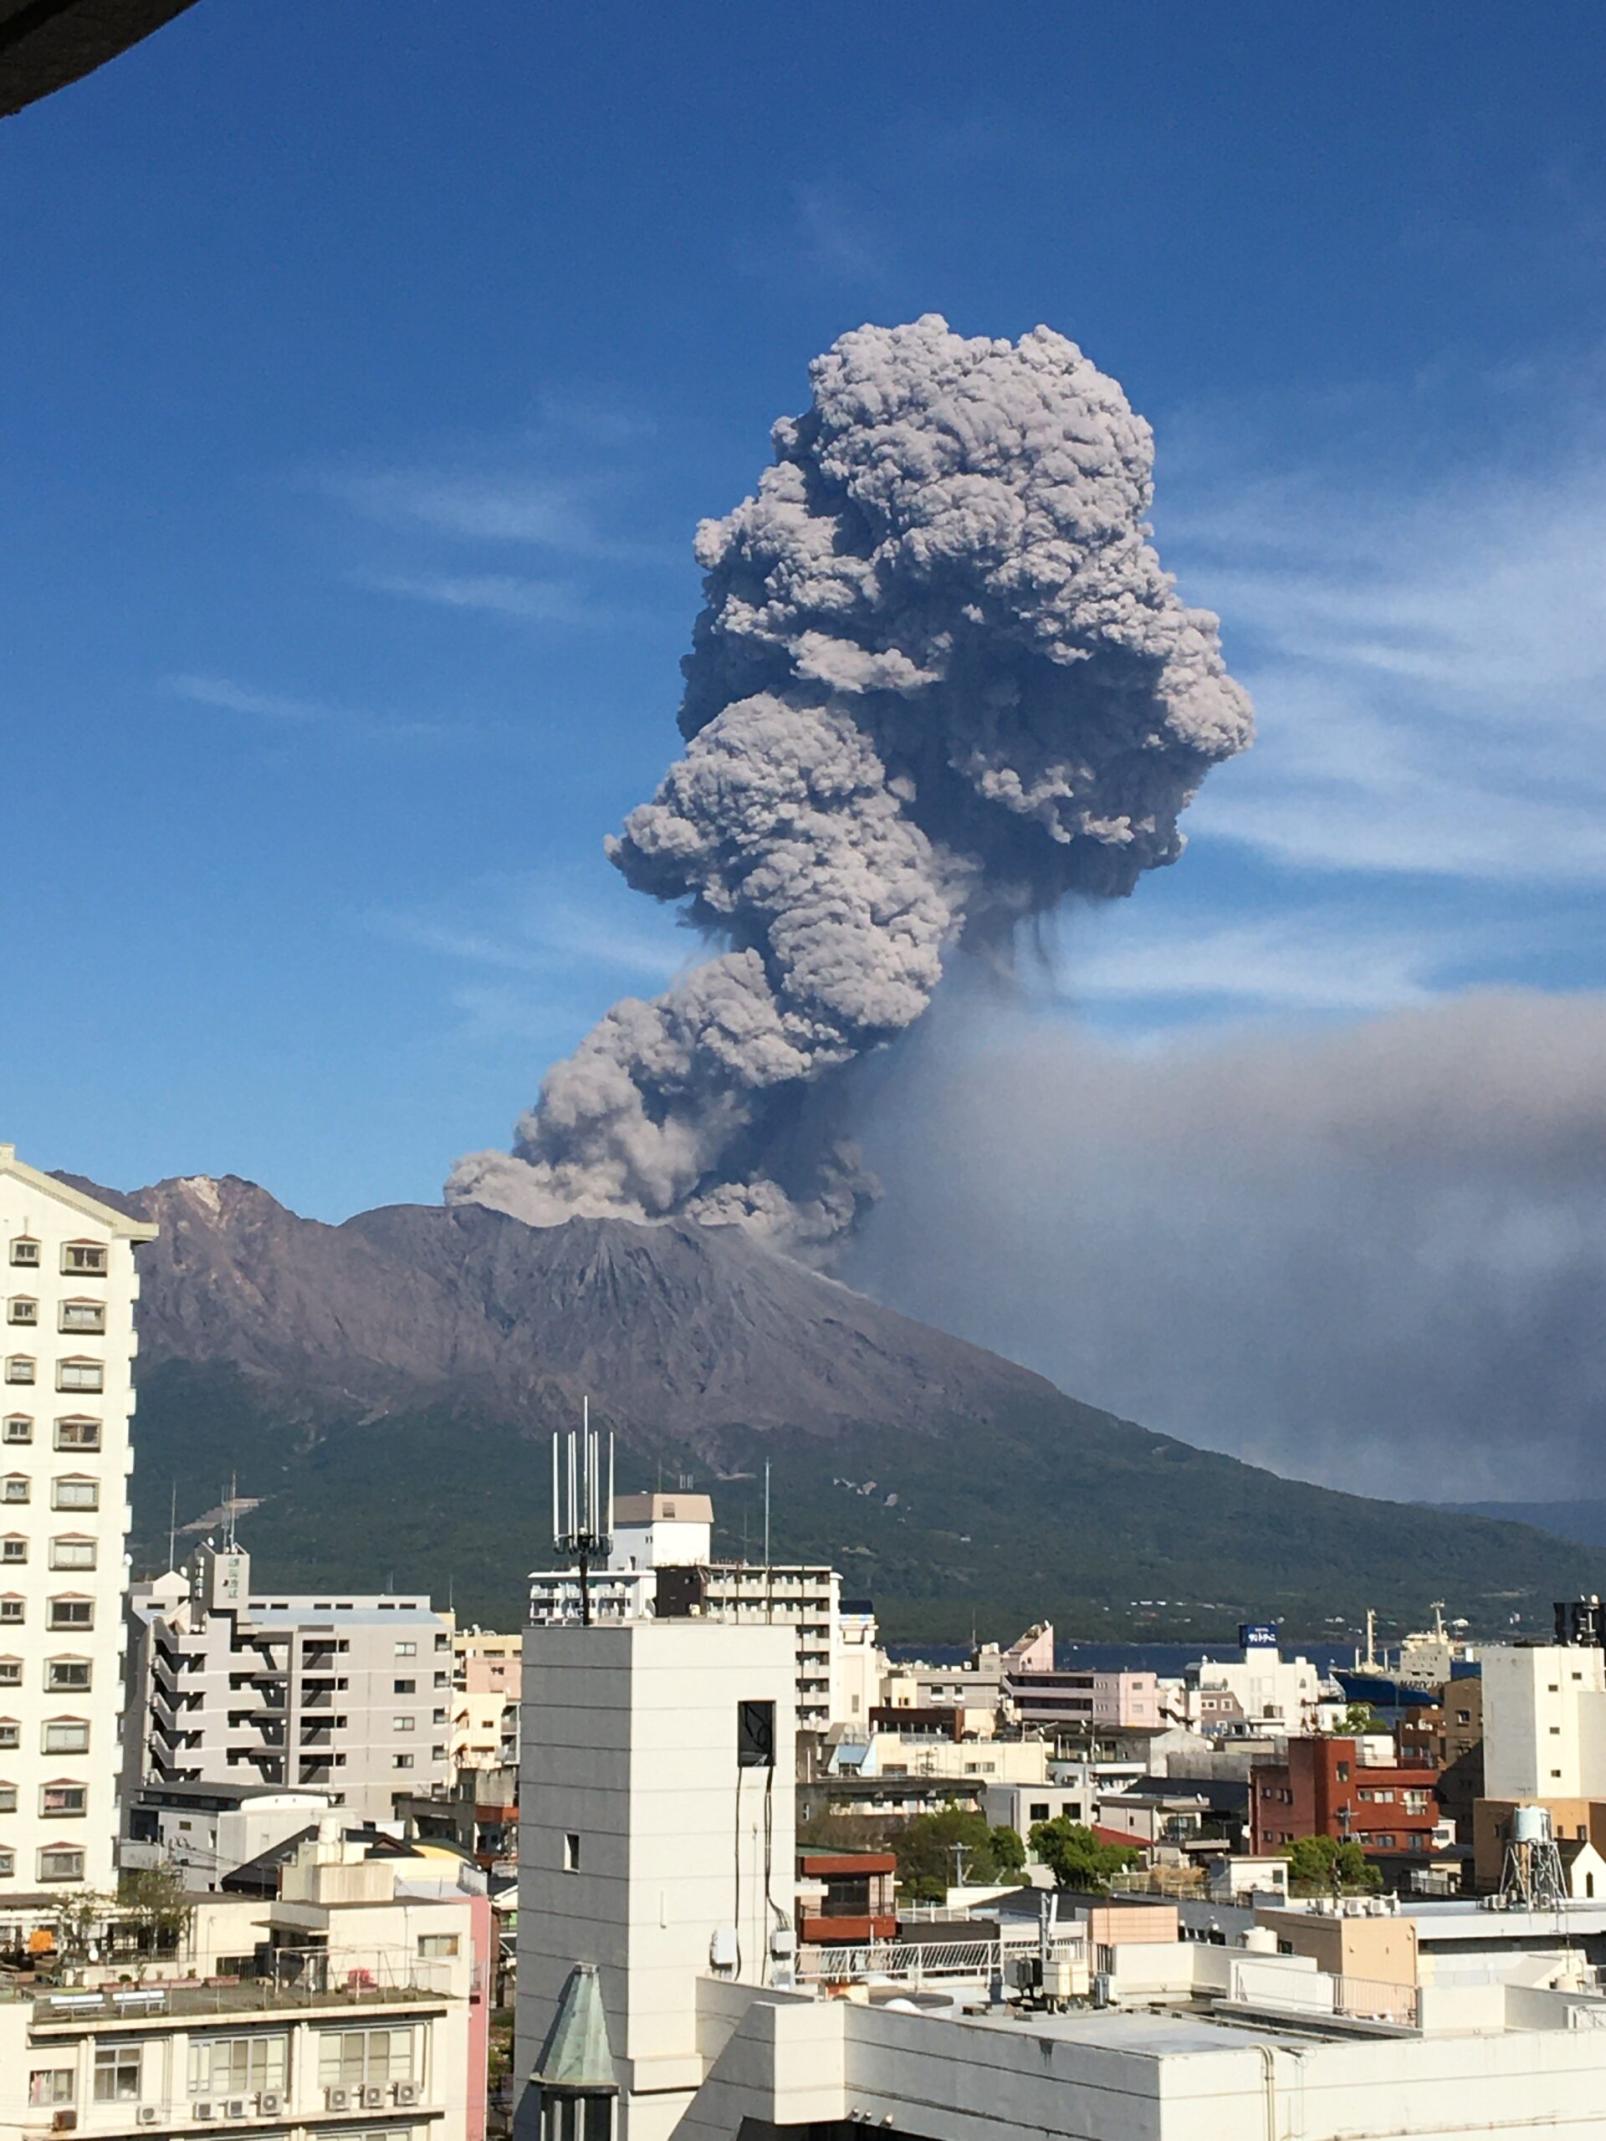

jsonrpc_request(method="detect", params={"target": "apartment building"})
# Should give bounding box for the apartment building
[0,1143,157,1902]
[451,1631,521,1775]
[124,1543,453,1826]
[0,1828,489,2141]
[1251,1734,1439,1858]
[1481,1636,1606,1800]
[527,1491,879,1731]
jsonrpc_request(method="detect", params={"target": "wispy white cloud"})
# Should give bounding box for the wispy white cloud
[369,874,687,989]
[1168,448,1606,885]
[321,467,611,553]
[792,180,887,282]
[355,570,601,626]
[163,672,458,745]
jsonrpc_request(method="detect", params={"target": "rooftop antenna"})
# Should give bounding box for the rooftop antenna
[223,1473,240,1554]
[553,1397,614,1627]
[763,1461,773,1623]
[167,1481,178,1573]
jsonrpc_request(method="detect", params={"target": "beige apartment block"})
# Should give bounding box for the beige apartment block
[0,1144,157,1912]
[0,1830,490,2141]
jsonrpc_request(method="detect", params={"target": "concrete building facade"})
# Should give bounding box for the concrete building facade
[516,1618,797,2141]
[0,1143,157,1908]
[125,1542,454,1825]
[1481,1640,1606,1801]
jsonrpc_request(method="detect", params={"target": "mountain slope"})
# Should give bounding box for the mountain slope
[93,1173,1596,1637]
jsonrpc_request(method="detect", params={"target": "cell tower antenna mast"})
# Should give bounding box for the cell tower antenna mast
[552,1398,615,1627]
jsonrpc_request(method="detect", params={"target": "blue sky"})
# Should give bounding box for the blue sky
[7,0,1605,1219]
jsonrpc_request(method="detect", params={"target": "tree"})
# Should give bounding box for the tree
[1279,1834,1383,1897]
[989,1824,1027,1879]
[1028,1818,1140,1893]
[890,1806,1025,1901]
[1333,1703,1386,1735]
[117,1866,195,1962]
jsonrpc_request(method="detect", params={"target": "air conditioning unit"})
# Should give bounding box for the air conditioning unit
[225,2103,248,2120]
[360,2086,385,2110]
[324,2089,351,2112]
[257,2093,284,2117]
[51,2115,77,2135]
[195,2106,218,2122]
[393,2083,420,2108]
[138,2112,160,2128]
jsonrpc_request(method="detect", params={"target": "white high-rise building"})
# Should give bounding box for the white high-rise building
[0,1143,156,1908]
[526,1491,881,1730]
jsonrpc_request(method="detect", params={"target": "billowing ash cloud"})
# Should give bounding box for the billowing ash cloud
[449,315,1252,1242]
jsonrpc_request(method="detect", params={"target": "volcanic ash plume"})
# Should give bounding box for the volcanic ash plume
[448,314,1252,1245]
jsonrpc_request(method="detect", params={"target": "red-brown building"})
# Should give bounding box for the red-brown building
[797,1850,898,1945]
[1251,1737,1438,1859]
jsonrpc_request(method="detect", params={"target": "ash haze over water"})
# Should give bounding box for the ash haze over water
[449,316,1252,1246]
[845,989,1606,1499]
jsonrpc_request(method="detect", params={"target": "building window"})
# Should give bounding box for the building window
[0,1477,27,1505]
[1,1539,24,1567]
[43,1720,90,1754]
[0,1598,23,1624]
[52,1478,98,1511]
[417,1933,459,1957]
[543,2092,614,2141]
[59,1301,106,1335]
[41,1782,87,1818]
[56,1360,104,1395]
[5,1358,36,1385]
[53,1418,101,1451]
[47,1599,94,1631]
[394,1640,417,1657]
[0,1780,16,1811]
[393,1753,414,1770]
[61,1244,108,1279]
[393,1716,416,1732]
[46,1660,91,1692]
[316,2026,415,2086]
[564,1832,582,1873]
[188,2034,288,2094]
[93,2043,141,2100]
[0,1719,18,1748]
[49,1539,96,1571]
[1,1416,29,1444]
[28,2070,75,2107]
[393,1678,416,1694]
[0,1846,12,1875]
[7,1298,38,1327]
[9,1239,40,1269]
[0,1660,20,1686]
[41,1845,87,1884]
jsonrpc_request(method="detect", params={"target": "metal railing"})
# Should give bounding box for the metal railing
[795,1934,1084,1986]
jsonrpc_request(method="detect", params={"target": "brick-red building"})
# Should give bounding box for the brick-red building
[1251,1737,1438,1859]
[796,1850,898,1945]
